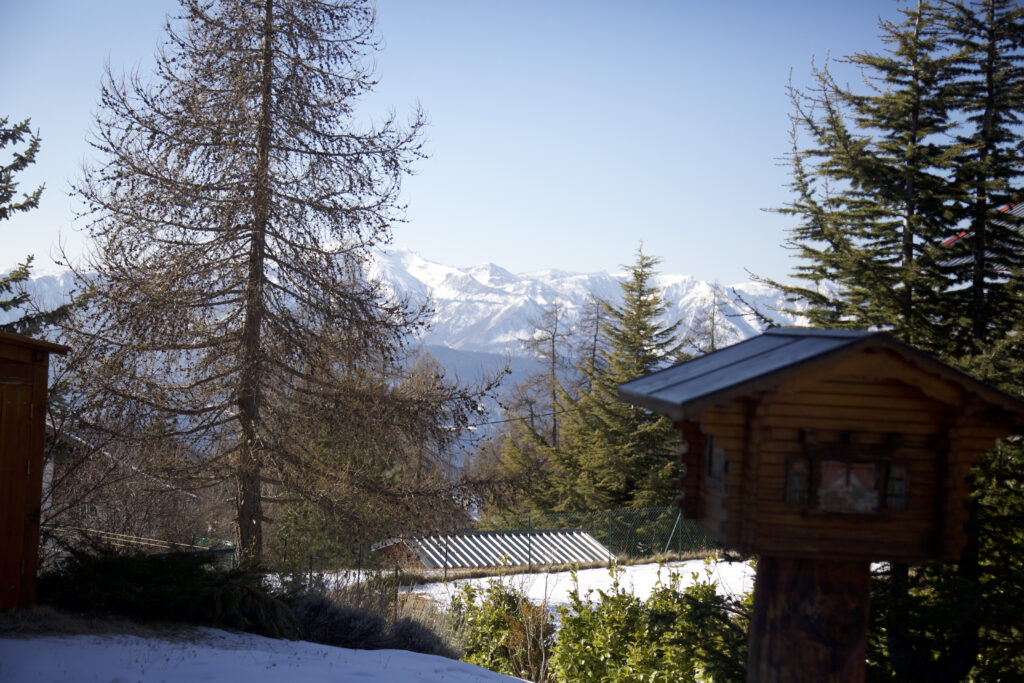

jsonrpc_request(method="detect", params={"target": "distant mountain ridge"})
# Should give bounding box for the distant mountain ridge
[366,247,799,355]
[3,250,802,429]
[3,248,800,361]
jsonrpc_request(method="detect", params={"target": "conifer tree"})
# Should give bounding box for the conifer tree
[513,249,683,512]
[1,117,44,335]
[770,1,959,352]
[772,1,1024,677]
[66,0,441,565]
[520,301,571,449]
[942,0,1024,350]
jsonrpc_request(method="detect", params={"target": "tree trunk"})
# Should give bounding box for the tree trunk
[971,1,997,344]
[746,557,870,682]
[235,0,275,567]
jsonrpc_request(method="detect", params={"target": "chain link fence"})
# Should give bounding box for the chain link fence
[40,524,237,571]
[476,507,721,563]
[45,508,721,576]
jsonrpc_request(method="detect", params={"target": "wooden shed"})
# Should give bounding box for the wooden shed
[618,327,1024,681]
[1,331,68,610]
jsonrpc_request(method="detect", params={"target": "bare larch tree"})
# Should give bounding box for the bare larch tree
[69,0,432,566]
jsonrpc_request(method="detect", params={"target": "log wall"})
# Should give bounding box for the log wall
[687,369,1009,562]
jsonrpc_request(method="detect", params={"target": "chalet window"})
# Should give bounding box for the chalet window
[887,463,908,510]
[705,436,727,490]
[784,447,908,514]
[817,460,881,514]
[785,458,810,504]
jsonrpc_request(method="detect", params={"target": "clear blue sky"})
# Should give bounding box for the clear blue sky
[1,0,903,283]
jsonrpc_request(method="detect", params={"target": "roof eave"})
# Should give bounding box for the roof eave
[621,332,1024,424]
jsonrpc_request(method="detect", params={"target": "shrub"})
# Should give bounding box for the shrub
[38,548,459,657]
[450,579,555,682]
[389,615,458,658]
[37,548,296,638]
[551,567,666,682]
[292,593,389,648]
[551,561,750,682]
[290,592,457,657]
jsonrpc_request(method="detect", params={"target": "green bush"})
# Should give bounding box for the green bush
[551,560,751,682]
[551,568,661,681]
[449,579,555,682]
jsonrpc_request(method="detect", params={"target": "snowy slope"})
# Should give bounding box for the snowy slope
[0,629,525,682]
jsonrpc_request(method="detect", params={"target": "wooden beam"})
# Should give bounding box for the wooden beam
[747,557,870,682]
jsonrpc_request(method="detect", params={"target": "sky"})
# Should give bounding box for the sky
[1,0,904,283]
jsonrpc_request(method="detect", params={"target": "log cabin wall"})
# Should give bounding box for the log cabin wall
[748,374,950,561]
[674,421,705,520]
[944,410,1010,558]
[685,372,1009,561]
[624,328,1024,564]
[694,402,749,546]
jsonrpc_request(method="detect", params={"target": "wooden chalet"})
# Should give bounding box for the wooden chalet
[619,327,1024,681]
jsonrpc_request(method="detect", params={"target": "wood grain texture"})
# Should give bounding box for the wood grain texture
[747,557,870,683]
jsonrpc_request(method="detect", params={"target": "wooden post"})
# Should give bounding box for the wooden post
[747,557,871,682]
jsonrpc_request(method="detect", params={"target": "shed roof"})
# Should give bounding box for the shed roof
[373,529,611,569]
[618,327,1024,423]
[0,330,69,355]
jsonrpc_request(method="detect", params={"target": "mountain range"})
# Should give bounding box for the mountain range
[4,248,802,391]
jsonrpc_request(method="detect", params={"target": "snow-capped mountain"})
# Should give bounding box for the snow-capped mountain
[366,247,798,356]
[3,248,800,367]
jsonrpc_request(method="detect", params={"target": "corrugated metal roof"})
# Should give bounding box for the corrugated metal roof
[940,201,1024,267]
[618,327,1024,422]
[374,529,611,569]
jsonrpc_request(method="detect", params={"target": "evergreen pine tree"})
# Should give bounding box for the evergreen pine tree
[773,2,1024,677]
[769,1,959,352]
[527,248,683,512]
[1,117,44,335]
[942,0,1024,350]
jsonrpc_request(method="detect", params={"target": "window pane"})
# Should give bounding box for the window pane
[818,460,880,513]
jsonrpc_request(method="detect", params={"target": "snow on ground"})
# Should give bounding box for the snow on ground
[0,560,754,682]
[0,627,525,683]
[410,558,756,614]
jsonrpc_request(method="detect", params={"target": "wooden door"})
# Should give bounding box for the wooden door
[0,363,37,609]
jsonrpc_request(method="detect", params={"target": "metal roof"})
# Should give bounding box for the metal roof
[374,529,611,569]
[940,201,1024,268]
[618,327,1024,422]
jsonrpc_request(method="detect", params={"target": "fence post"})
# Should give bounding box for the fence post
[444,533,449,583]
[665,509,682,555]
[678,513,684,554]
[393,564,399,624]
[606,510,613,566]
[528,514,533,572]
